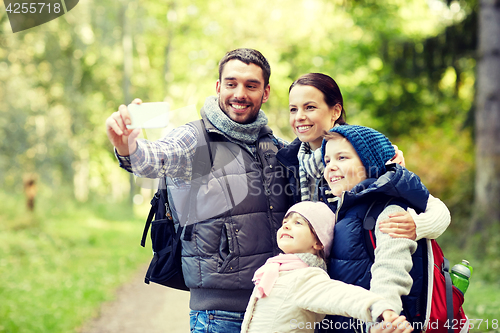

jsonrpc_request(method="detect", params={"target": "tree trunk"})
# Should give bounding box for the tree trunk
[473,0,500,230]
[121,4,135,206]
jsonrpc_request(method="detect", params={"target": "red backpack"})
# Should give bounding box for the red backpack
[363,199,469,333]
[426,239,468,333]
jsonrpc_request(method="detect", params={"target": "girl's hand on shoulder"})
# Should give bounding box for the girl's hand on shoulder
[378,211,416,240]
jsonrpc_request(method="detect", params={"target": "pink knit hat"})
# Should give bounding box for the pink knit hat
[285,201,336,258]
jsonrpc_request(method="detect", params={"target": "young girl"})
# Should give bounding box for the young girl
[241,201,413,333]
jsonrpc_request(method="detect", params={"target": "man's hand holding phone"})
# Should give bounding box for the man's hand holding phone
[105,98,143,156]
[105,99,170,156]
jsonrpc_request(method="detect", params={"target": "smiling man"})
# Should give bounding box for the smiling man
[105,48,291,333]
[216,56,270,124]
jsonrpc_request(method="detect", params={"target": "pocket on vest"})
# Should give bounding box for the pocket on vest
[218,222,237,273]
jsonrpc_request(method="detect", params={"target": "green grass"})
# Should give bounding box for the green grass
[438,228,500,333]
[0,190,151,333]
[464,281,500,332]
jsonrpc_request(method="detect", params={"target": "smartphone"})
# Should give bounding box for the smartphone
[126,102,170,129]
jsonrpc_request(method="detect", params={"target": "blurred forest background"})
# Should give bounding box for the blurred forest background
[1,0,500,332]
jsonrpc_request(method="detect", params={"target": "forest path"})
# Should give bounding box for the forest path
[79,264,190,333]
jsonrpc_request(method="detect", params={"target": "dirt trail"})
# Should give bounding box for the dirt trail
[79,264,190,333]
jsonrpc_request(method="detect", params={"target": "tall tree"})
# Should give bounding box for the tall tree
[473,0,500,230]
[121,2,135,205]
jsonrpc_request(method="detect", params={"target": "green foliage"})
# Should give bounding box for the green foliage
[439,228,500,332]
[0,190,150,333]
[0,0,477,203]
[394,124,475,220]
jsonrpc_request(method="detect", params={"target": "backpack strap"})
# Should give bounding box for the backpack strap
[442,257,454,333]
[183,119,214,241]
[263,126,280,149]
[362,198,394,262]
[190,119,214,166]
[141,119,214,245]
[141,176,172,247]
[140,190,159,247]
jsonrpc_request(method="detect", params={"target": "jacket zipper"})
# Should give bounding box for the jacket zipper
[259,151,279,255]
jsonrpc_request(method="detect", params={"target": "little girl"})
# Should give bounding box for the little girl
[241,201,413,333]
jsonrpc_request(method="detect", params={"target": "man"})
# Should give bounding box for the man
[105,48,292,332]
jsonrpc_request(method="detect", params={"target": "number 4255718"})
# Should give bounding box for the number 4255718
[5,2,62,14]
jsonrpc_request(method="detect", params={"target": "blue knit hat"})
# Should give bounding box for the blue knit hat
[321,125,395,178]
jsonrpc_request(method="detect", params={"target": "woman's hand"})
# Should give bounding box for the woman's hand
[371,311,413,333]
[388,145,405,167]
[378,211,417,240]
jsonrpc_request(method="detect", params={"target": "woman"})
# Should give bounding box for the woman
[276,73,450,240]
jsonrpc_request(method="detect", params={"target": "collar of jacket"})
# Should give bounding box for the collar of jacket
[276,137,301,167]
[334,164,429,217]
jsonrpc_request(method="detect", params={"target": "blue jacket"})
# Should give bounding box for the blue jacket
[321,164,429,332]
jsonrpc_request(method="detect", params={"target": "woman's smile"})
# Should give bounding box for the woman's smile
[289,85,339,150]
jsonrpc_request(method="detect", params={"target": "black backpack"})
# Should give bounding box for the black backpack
[140,119,213,290]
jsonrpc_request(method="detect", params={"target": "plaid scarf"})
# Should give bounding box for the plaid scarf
[297,142,325,201]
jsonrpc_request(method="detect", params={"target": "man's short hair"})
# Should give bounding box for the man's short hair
[218,48,271,87]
